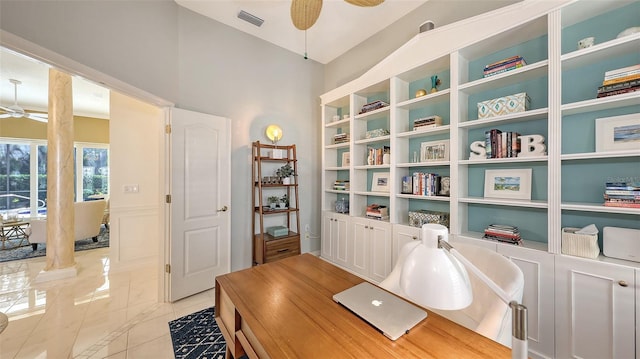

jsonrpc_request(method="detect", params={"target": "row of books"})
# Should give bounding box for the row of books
[333,132,349,144]
[366,204,389,220]
[367,146,390,165]
[603,180,640,208]
[485,129,521,158]
[483,55,527,78]
[333,180,350,191]
[597,64,640,98]
[413,115,442,130]
[483,224,522,245]
[401,173,445,197]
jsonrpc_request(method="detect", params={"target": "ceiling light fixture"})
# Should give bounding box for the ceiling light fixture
[237,10,264,27]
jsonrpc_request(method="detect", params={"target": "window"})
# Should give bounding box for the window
[0,139,109,218]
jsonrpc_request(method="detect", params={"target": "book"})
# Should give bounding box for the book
[484,59,526,75]
[483,62,526,78]
[485,130,492,158]
[604,69,640,81]
[484,55,523,70]
[604,64,640,77]
[597,79,640,93]
[603,202,640,208]
[602,74,640,86]
[596,86,639,98]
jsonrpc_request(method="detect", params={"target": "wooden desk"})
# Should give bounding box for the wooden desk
[215,253,510,358]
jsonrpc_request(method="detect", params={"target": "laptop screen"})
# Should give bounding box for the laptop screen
[333,282,428,340]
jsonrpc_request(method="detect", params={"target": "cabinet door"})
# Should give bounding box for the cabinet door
[369,221,392,283]
[321,213,334,261]
[349,217,370,276]
[498,244,555,359]
[333,214,350,268]
[392,225,420,267]
[555,256,635,359]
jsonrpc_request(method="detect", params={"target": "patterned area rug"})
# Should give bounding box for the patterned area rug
[0,227,109,263]
[169,307,227,359]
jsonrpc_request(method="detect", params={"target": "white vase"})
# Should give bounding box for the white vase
[282,177,291,185]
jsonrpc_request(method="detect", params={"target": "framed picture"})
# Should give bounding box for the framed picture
[420,139,450,162]
[595,113,640,152]
[341,152,350,167]
[371,172,390,192]
[484,169,532,200]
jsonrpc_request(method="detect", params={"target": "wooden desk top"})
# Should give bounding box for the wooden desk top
[215,253,510,358]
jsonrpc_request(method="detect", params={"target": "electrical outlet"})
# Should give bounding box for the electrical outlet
[304,224,310,240]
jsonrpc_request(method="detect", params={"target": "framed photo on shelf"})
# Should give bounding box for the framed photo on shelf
[595,113,640,152]
[371,172,390,192]
[341,152,350,167]
[484,169,532,200]
[420,139,450,162]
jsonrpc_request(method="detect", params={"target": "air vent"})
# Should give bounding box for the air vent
[238,10,264,27]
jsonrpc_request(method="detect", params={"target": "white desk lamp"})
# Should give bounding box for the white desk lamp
[395,224,528,359]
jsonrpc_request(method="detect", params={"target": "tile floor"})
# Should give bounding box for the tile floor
[0,247,215,358]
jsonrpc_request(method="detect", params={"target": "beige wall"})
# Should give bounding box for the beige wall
[0,115,109,143]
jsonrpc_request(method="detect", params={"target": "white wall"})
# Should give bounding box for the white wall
[0,0,324,270]
[109,91,164,264]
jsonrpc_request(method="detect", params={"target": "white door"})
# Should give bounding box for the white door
[169,108,231,301]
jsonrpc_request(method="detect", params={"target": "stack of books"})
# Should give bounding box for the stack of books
[359,100,389,114]
[483,224,522,245]
[413,115,442,130]
[366,204,389,220]
[333,180,350,191]
[333,133,349,144]
[484,129,521,158]
[604,179,640,208]
[483,56,527,78]
[597,64,640,98]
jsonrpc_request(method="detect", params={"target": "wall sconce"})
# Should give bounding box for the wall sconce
[265,124,285,158]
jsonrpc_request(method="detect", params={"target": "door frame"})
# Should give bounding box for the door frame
[1,30,175,302]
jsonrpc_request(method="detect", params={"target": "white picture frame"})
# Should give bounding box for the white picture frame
[371,172,390,193]
[595,113,640,152]
[420,139,450,162]
[341,152,350,167]
[484,169,532,200]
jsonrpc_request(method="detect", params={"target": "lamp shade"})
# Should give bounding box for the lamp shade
[265,125,283,144]
[399,224,472,310]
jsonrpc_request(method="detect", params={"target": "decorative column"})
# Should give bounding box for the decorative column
[35,68,77,282]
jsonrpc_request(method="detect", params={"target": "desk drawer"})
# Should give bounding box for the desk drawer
[265,236,300,262]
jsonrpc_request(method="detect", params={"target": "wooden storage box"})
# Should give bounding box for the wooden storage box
[561,227,600,259]
[477,92,530,118]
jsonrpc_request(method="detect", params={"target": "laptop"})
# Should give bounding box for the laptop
[333,282,428,340]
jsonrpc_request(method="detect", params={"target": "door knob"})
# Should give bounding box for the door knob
[618,280,628,287]
[217,205,228,212]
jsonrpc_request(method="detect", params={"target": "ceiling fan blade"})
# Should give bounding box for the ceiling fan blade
[25,113,48,123]
[291,0,322,30]
[344,0,384,6]
[0,113,11,119]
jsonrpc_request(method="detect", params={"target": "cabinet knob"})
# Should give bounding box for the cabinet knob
[618,280,628,287]
[217,205,228,212]
[412,236,418,240]
[364,225,369,229]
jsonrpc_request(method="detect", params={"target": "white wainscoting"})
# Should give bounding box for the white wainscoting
[110,205,160,264]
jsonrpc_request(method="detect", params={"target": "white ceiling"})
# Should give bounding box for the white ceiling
[175,0,426,64]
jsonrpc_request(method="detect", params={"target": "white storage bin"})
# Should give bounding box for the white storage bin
[561,227,600,259]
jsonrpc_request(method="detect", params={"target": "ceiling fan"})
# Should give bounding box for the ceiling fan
[0,79,48,123]
[290,0,385,30]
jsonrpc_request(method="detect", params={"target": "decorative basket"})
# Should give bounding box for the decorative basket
[561,227,600,259]
[408,210,449,228]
